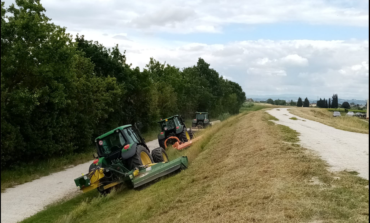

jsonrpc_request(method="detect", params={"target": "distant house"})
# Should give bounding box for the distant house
[246,98,254,102]
[310,103,317,107]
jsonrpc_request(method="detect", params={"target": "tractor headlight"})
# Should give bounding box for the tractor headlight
[187,128,190,131]
[84,176,87,180]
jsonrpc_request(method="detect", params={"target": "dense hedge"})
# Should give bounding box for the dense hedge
[1,1,246,168]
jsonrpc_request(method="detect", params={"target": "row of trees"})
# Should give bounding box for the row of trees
[265,98,300,106]
[1,1,246,168]
[316,94,339,108]
[297,97,310,107]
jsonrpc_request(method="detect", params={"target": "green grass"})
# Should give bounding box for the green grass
[289,108,368,134]
[290,117,298,120]
[328,108,367,113]
[1,149,95,192]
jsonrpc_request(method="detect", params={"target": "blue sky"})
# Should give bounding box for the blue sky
[4,0,369,99]
[156,23,368,43]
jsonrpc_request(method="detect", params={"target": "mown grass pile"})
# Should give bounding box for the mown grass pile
[289,107,368,134]
[22,106,368,223]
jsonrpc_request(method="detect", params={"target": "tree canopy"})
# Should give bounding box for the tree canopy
[303,97,310,107]
[297,97,303,107]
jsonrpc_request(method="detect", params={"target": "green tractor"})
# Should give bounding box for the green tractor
[192,112,210,129]
[74,124,188,195]
[157,115,194,149]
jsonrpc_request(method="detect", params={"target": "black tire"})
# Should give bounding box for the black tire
[151,147,169,163]
[89,163,96,173]
[188,129,194,139]
[128,145,154,169]
[192,123,196,128]
[158,138,165,149]
[177,130,189,143]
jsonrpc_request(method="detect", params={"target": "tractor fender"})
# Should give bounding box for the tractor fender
[121,143,138,160]
[192,119,197,124]
[175,125,184,134]
[121,143,151,160]
[204,119,210,123]
[158,133,166,140]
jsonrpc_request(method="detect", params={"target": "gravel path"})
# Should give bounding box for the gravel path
[1,139,160,223]
[267,108,369,180]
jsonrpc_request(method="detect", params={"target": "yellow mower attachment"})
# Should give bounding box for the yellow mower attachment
[76,168,105,193]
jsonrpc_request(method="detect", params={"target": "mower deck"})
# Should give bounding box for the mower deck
[75,156,188,192]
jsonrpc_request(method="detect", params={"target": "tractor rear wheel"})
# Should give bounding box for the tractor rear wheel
[129,145,154,169]
[151,147,169,163]
[188,129,194,139]
[178,130,190,143]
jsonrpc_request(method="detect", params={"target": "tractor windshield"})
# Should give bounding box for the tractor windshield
[160,119,176,131]
[98,132,126,155]
[196,114,206,120]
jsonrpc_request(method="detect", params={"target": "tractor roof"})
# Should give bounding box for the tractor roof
[158,115,179,123]
[95,125,132,140]
[196,112,208,114]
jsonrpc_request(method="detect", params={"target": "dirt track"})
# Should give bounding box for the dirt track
[1,139,160,223]
[267,108,369,180]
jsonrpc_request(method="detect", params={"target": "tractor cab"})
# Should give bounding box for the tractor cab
[95,125,147,161]
[192,112,210,128]
[158,116,183,132]
[157,115,193,149]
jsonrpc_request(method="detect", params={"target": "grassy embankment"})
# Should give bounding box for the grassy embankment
[289,107,368,134]
[22,104,368,223]
[0,119,192,192]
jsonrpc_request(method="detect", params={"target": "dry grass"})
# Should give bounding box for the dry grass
[289,107,369,134]
[22,108,369,223]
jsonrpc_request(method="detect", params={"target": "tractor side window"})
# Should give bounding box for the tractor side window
[174,118,180,127]
[100,132,126,155]
[127,127,140,143]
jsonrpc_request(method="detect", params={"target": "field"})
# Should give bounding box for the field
[289,107,368,134]
[22,106,368,223]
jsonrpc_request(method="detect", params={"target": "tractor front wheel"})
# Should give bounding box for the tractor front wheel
[129,145,154,169]
[158,138,165,149]
[151,147,169,163]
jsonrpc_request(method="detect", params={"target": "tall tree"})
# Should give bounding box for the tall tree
[328,98,331,108]
[267,98,274,104]
[297,97,303,107]
[341,102,350,109]
[332,94,338,108]
[303,97,310,107]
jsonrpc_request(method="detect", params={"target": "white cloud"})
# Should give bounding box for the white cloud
[4,0,367,34]
[281,54,308,66]
[3,0,368,99]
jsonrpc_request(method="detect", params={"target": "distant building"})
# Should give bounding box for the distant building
[310,103,317,107]
[246,98,254,102]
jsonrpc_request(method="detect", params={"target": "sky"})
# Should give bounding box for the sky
[4,0,369,99]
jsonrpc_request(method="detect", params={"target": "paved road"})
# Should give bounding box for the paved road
[1,139,160,223]
[267,108,369,180]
